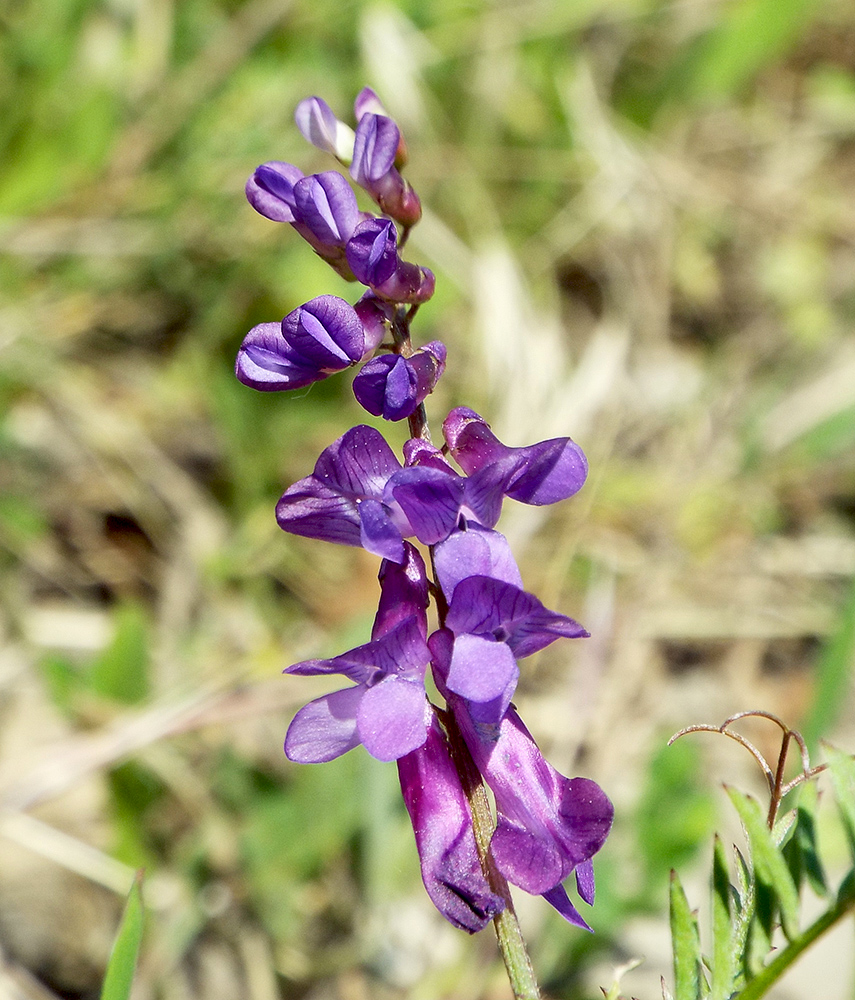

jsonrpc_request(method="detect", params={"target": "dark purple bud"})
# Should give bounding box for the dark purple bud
[354,88,409,167]
[374,543,430,639]
[352,341,445,421]
[351,113,399,183]
[293,172,361,246]
[350,114,421,227]
[295,96,355,162]
[235,322,328,392]
[281,295,367,371]
[397,716,504,933]
[346,218,399,286]
[246,161,304,222]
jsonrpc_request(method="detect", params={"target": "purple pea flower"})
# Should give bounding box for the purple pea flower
[353,341,447,421]
[351,113,422,228]
[429,526,587,724]
[398,715,504,932]
[430,657,612,928]
[346,218,435,304]
[236,295,379,391]
[275,425,466,561]
[284,545,432,763]
[443,407,588,506]
[294,95,356,163]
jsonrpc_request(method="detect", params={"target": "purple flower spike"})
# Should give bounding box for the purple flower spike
[353,341,447,421]
[295,96,355,163]
[398,716,504,933]
[443,407,589,506]
[454,703,613,898]
[351,113,422,227]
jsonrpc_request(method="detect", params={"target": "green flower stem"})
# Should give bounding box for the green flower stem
[737,879,855,1000]
[443,708,542,1000]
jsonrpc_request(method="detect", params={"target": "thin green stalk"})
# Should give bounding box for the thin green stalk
[737,882,855,1000]
[443,708,541,1000]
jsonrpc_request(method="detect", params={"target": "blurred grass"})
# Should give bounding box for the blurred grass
[2,0,855,998]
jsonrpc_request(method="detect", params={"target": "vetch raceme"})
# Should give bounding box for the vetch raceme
[235,90,612,997]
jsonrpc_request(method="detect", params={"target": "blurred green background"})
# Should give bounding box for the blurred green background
[2,0,855,997]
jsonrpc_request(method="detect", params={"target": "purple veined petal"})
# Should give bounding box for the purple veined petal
[503,437,588,505]
[358,496,406,562]
[357,675,430,761]
[542,884,593,932]
[433,524,524,598]
[282,295,366,370]
[446,576,587,659]
[235,322,326,391]
[386,466,465,545]
[285,654,374,684]
[373,543,430,639]
[443,407,508,472]
[491,815,566,896]
[346,218,399,287]
[293,172,361,246]
[397,717,504,933]
[575,858,596,905]
[246,161,305,222]
[295,96,355,162]
[313,425,402,497]
[454,704,613,894]
[446,633,518,704]
[276,475,362,546]
[351,113,400,184]
[284,686,364,763]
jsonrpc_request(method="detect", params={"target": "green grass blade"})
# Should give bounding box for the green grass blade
[800,575,855,751]
[670,870,703,1000]
[100,871,145,1000]
[710,836,735,1000]
[827,745,855,863]
[726,788,800,942]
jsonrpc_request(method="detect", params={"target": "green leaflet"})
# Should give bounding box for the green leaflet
[670,870,703,1000]
[100,872,144,1000]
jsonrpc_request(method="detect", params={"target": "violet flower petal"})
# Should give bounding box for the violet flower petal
[386,467,465,545]
[235,322,326,391]
[293,172,360,245]
[446,633,518,704]
[246,161,304,222]
[294,96,355,161]
[358,497,406,562]
[542,884,593,932]
[575,858,596,905]
[346,218,399,286]
[446,576,588,659]
[373,543,430,639]
[282,295,366,370]
[454,704,613,895]
[397,717,504,933]
[284,686,363,763]
[351,113,400,183]
[433,524,524,598]
[357,675,430,761]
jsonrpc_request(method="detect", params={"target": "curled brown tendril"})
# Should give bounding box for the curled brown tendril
[669,710,828,829]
